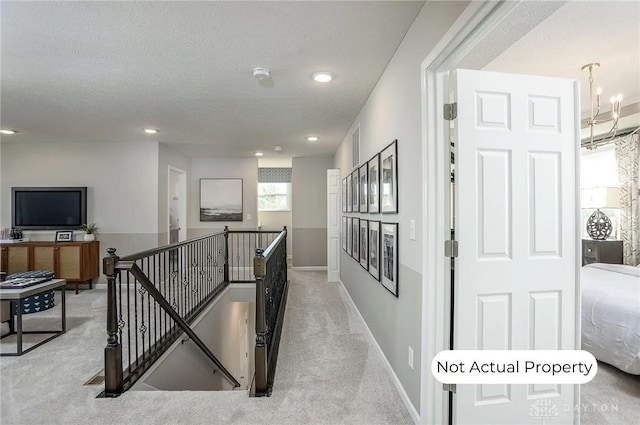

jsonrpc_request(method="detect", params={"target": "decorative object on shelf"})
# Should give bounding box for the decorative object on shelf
[359,164,368,213]
[200,178,243,222]
[581,63,623,150]
[381,222,398,296]
[352,218,360,260]
[582,187,620,240]
[368,221,381,281]
[9,228,23,240]
[381,140,398,213]
[80,223,99,241]
[368,154,380,213]
[346,174,352,213]
[55,230,74,242]
[359,219,368,270]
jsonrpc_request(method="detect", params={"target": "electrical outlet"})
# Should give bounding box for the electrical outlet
[409,220,416,241]
[408,346,414,369]
[246,213,251,220]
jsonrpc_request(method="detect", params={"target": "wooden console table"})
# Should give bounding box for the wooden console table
[0,241,99,294]
[0,279,66,356]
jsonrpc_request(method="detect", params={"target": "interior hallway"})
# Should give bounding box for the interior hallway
[0,271,413,424]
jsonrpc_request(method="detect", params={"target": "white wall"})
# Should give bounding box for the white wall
[334,1,469,413]
[188,157,258,237]
[1,141,160,256]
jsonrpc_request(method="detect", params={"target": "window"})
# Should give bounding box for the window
[580,146,621,238]
[258,167,292,211]
[258,183,291,211]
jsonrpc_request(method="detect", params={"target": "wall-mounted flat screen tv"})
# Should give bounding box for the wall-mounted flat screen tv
[12,187,87,230]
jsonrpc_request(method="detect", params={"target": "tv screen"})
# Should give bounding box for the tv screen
[12,187,87,230]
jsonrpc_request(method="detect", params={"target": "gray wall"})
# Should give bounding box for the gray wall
[333,1,469,412]
[292,156,333,267]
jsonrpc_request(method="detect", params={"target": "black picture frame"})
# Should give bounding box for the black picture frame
[352,217,360,260]
[380,140,398,214]
[342,178,347,213]
[359,164,368,213]
[346,174,352,213]
[346,217,353,256]
[342,216,347,251]
[200,178,243,222]
[359,219,368,270]
[368,154,380,214]
[368,220,381,281]
[55,230,74,242]
[352,170,360,213]
[381,222,398,297]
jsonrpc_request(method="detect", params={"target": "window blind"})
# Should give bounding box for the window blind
[258,168,292,183]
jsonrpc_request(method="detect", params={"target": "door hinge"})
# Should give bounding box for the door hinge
[444,102,457,120]
[443,383,457,393]
[445,240,458,258]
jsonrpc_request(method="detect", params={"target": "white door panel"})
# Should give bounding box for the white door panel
[453,69,579,424]
[327,169,340,282]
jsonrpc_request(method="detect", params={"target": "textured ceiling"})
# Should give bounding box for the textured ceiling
[0,1,424,158]
[484,1,640,116]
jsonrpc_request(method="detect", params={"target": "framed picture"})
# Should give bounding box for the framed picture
[359,164,368,213]
[368,220,381,280]
[352,217,360,260]
[368,154,380,213]
[352,170,360,213]
[381,140,398,214]
[200,178,243,221]
[346,217,353,256]
[346,174,352,213]
[342,216,347,251]
[55,230,73,242]
[359,219,368,270]
[381,222,398,297]
[342,178,347,213]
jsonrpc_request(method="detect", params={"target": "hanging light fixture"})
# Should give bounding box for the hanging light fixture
[582,63,623,150]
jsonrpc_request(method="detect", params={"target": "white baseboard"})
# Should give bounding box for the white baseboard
[338,279,421,424]
[291,266,327,271]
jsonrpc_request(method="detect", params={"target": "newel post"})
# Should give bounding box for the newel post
[254,248,268,396]
[224,226,230,283]
[104,248,123,396]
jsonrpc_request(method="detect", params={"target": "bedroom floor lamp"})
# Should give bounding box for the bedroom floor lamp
[582,187,620,240]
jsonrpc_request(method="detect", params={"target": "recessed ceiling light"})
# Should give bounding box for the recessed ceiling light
[255,152,264,157]
[307,136,319,142]
[312,72,334,83]
[144,128,158,134]
[0,129,16,135]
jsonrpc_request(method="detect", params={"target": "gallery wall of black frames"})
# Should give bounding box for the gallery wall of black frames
[341,139,399,297]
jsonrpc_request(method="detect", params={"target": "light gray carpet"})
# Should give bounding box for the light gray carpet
[1,271,413,425]
[581,361,640,425]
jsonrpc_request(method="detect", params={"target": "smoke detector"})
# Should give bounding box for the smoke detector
[253,67,270,80]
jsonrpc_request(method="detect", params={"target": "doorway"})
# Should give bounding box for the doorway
[168,166,187,244]
[420,2,582,424]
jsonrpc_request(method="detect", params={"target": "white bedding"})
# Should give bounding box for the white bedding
[581,263,640,374]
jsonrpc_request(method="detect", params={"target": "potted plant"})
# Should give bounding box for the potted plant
[80,223,99,242]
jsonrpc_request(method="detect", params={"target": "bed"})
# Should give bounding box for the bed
[581,263,640,375]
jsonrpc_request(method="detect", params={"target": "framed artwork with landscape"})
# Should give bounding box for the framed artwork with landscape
[346,174,352,213]
[368,220,380,281]
[347,217,353,256]
[352,217,360,260]
[200,178,243,221]
[381,140,398,214]
[359,164,368,213]
[359,219,368,270]
[352,170,360,213]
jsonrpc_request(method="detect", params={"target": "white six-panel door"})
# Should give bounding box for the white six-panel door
[327,169,341,282]
[453,69,580,424]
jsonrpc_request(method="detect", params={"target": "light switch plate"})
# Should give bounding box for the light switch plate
[410,220,416,241]
[246,213,251,220]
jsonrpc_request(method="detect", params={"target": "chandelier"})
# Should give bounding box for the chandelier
[582,63,623,150]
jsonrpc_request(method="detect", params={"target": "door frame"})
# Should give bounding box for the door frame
[419,1,578,424]
[168,166,188,244]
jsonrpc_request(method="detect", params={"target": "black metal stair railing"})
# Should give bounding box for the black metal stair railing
[252,228,289,397]
[102,227,283,397]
